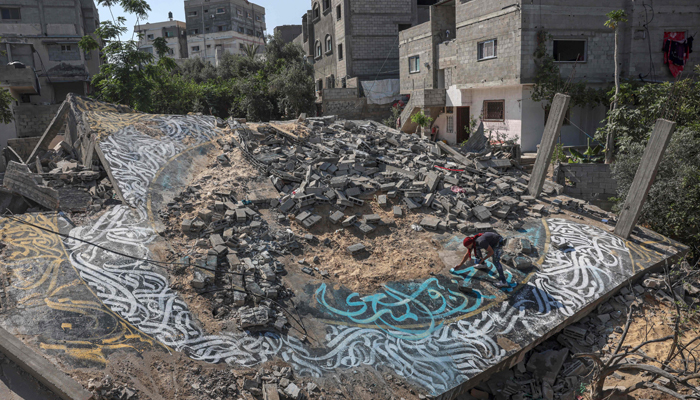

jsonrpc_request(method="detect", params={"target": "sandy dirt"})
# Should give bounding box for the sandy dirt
[286,200,449,293]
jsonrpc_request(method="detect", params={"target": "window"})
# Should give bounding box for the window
[207,45,211,49]
[323,0,330,10]
[247,12,252,19]
[147,34,154,40]
[313,3,320,20]
[325,35,332,53]
[256,15,261,21]
[238,26,244,33]
[140,47,153,54]
[204,9,208,13]
[315,40,322,58]
[165,31,173,38]
[336,5,341,20]
[217,8,225,14]
[409,55,420,73]
[191,29,199,35]
[477,39,497,60]
[187,11,197,17]
[217,26,223,31]
[240,43,246,50]
[447,116,454,133]
[553,39,587,62]
[237,9,243,17]
[192,46,200,52]
[544,106,571,125]
[246,28,253,36]
[168,48,174,55]
[257,31,263,38]
[1,8,21,20]
[316,79,323,92]
[483,100,505,121]
[338,44,343,60]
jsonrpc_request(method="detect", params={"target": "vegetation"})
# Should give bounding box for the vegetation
[0,89,12,124]
[0,38,13,124]
[382,104,402,129]
[78,0,315,121]
[410,111,433,129]
[607,70,700,258]
[603,9,628,163]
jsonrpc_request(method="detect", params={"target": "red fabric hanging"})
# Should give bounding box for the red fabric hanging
[663,32,691,78]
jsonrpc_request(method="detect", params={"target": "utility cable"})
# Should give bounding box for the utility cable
[1,212,309,336]
[1,213,288,287]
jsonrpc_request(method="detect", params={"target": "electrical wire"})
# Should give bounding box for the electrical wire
[642,1,657,82]
[1,212,310,336]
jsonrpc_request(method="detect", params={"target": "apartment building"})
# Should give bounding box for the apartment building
[296,0,438,101]
[135,13,188,60]
[0,0,101,151]
[399,0,700,151]
[184,0,266,65]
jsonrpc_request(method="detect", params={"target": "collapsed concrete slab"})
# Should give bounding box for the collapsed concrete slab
[0,97,688,400]
[3,161,59,210]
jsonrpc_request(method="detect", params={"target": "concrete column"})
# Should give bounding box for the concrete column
[528,93,571,197]
[614,119,676,239]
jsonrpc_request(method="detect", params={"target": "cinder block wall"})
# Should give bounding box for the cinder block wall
[6,137,42,161]
[555,163,618,201]
[12,104,62,138]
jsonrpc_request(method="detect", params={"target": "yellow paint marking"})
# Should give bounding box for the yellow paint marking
[61,323,72,330]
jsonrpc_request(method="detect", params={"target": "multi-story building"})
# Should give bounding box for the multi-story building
[184,0,266,65]
[297,0,437,95]
[399,0,700,151]
[273,25,302,44]
[295,0,438,116]
[0,0,101,153]
[135,13,188,60]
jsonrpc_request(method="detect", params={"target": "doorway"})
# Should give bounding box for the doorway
[455,106,470,143]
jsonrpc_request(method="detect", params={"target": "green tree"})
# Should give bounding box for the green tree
[78,0,176,111]
[0,88,13,124]
[242,44,260,60]
[410,111,433,132]
[604,70,700,258]
[603,9,628,163]
[0,37,14,124]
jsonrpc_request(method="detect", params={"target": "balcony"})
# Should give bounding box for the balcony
[0,65,39,95]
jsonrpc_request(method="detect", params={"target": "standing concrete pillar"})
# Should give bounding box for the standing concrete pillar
[614,119,676,239]
[528,93,571,197]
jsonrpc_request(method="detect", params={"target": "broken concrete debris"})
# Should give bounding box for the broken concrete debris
[1,134,117,213]
[239,116,578,242]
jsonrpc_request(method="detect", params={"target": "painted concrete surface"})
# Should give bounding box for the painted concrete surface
[0,97,688,398]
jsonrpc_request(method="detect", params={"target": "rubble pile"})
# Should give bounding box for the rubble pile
[242,117,568,235]
[159,115,617,333]
[472,262,700,400]
[1,138,117,213]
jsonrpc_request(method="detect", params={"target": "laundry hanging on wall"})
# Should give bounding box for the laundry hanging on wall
[663,31,694,78]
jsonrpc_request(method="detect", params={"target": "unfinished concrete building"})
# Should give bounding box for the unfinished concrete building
[0,0,101,155]
[184,0,266,65]
[135,13,189,60]
[273,24,303,44]
[295,0,439,117]
[399,0,700,151]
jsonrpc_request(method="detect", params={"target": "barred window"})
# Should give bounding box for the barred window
[447,116,454,133]
[483,100,505,121]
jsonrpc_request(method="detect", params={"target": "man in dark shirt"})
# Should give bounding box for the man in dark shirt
[454,232,510,288]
